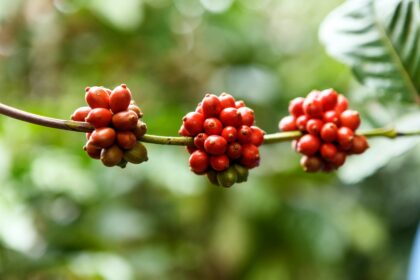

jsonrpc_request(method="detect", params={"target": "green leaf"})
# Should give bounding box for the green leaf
[320,0,420,103]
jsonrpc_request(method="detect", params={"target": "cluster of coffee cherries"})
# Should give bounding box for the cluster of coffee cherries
[279,89,369,172]
[179,93,265,188]
[71,84,148,168]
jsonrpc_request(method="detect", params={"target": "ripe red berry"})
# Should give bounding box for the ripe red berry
[221,126,237,143]
[196,102,203,114]
[90,127,116,148]
[235,100,246,108]
[250,126,265,146]
[340,110,361,130]
[204,135,227,155]
[112,110,139,131]
[133,121,147,139]
[128,104,143,118]
[296,134,321,156]
[323,110,340,125]
[307,90,321,100]
[219,107,242,127]
[331,151,346,167]
[296,115,309,131]
[84,141,102,159]
[226,142,242,159]
[337,127,354,150]
[203,118,223,135]
[335,94,349,113]
[116,131,137,150]
[110,84,132,113]
[194,133,208,150]
[237,125,253,144]
[320,143,337,161]
[279,116,297,132]
[318,89,338,111]
[349,135,369,154]
[71,106,91,122]
[288,97,305,118]
[300,156,323,172]
[187,145,197,154]
[238,107,255,126]
[320,122,338,142]
[219,93,236,108]
[182,112,204,136]
[306,119,324,135]
[179,125,192,137]
[240,144,260,169]
[202,94,222,117]
[189,150,209,174]
[302,96,323,118]
[85,86,110,109]
[210,154,230,171]
[85,108,113,128]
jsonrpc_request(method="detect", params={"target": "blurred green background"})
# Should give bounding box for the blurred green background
[1,0,420,279]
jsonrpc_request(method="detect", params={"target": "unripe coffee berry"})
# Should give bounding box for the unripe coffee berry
[217,167,238,188]
[101,145,124,167]
[85,86,110,109]
[133,121,148,139]
[110,84,132,113]
[233,164,249,183]
[128,104,143,118]
[124,142,148,164]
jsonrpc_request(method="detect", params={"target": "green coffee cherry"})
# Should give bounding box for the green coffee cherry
[101,145,124,167]
[233,164,249,183]
[206,170,219,186]
[217,167,238,188]
[124,142,148,164]
[118,159,128,169]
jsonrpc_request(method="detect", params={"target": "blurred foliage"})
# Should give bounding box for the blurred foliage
[0,0,420,279]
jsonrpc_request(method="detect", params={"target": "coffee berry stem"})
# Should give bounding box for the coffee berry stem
[1,102,420,146]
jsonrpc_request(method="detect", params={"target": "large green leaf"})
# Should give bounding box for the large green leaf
[320,0,420,103]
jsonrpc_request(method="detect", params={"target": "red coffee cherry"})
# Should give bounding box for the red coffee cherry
[84,141,102,159]
[210,155,230,171]
[323,110,340,125]
[71,106,91,122]
[279,116,297,132]
[238,107,255,126]
[85,108,113,128]
[189,150,209,174]
[240,144,260,169]
[90,127,116,148]
[202,94,223,117]
[331,151,346,168]
[116,131,137,150]
[320,122,338,142]
[237,125,253,144]
[128,104,143,118]
[194,133,208,150]
[85,86,110,109]
[221,126,237,143]
[112,110,139,131]
[288,97,305,118]
[179,125,192,137]
[320,143,337,161]
[227,142,242,159]
[302,96,323,118]
[335,94,349,113]
[250,126,265,146]
[182,112,204,136]
[219,93,236,108]
[204,135,227,155]
[235,100,246,108]
[306,119,324,135]
[337,127,354,150]
[220,107,242,127]
[318,89,338,111]
[340,110,361,130]
[300,156,323,173]
[204,118,223,135]
[195,103,204,114]
[110,84,132,113]
[186,145,197,154]
[133,121,147,139]
[350,135,369,154]
[296,115,309,131]
[296,134,321,156]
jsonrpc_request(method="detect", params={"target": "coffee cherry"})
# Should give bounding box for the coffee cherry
[179,125,192,137]
[90,127,116,148]
[196,103,204,114]
[350,135,369,154]
[210,154,230,171]
[296,134,321,156]
[300,156,323,172]
[302,96,323,118]
[337,127,354,150]
[128,104,143,118]
[219,93,236,108]
[84,141,102,159]
[288,97,305,118]
[331,151,346,167]
[71,106,91,122]
[86,132,92,141]
[204,118,223,135]
[279,116,297,132]
[112,110,139,131]
[320,143,337,161]
[237,125,253,144]
[182,112,204,136]
[221,126,237,143]
[250,126,265,146]
[240,144,260,169]
[189,150,209,174]
[85,108,113,128]
[202,94,222,117]
[194,133,208,150]
[318,89,338,111]
[207,170,219,186]
[110,84,132,113]
[118,159,128,169]
[85,86,110,109]
[340,110,361,130]
[323,110,340,125]
[220,108,242,127]
[320,122,338,142]
[101,145,124,167]
[296,115,309,131]
[116,131,137,150]
[235,100,246,108]
[217,167,238,188]
[335,94,348,113]
[306,119,324,135]
[226,142,242,159]
[238,107,255,126]
[124,142,148,164]
[233,164,249,183]
[133,121,148,139]
[204,135,227,155]
[186,145,197,154]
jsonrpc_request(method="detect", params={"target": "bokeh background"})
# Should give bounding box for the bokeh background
[1,0,420,279]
